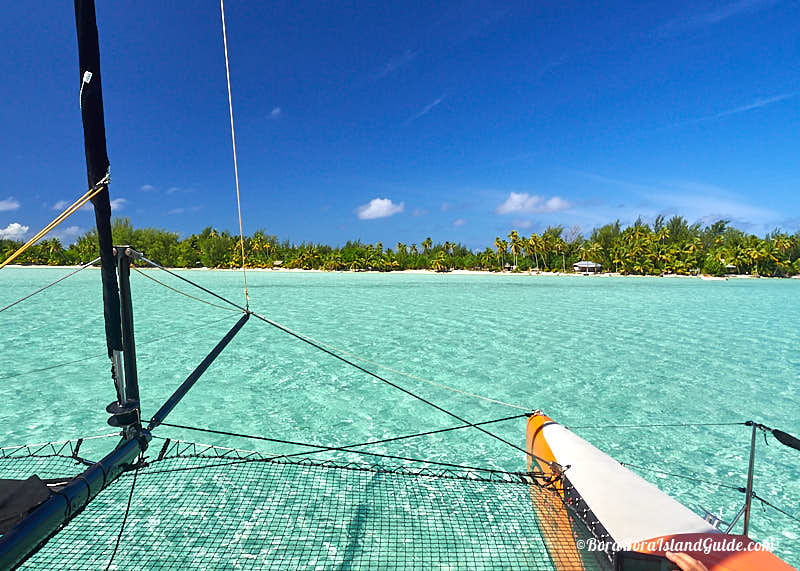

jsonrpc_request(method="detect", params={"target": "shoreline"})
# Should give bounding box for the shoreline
[4,264,798,279]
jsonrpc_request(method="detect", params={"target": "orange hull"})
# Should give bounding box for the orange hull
[525,413,794,571]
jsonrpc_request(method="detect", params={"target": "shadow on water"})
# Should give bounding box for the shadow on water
[336,473,380,570]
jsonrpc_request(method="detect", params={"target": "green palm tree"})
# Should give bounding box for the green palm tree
[431,251,449,272]
[528,234,542,270]
[494,237,506,268]
[508,230,521,268]
[479,249,494,270]
[422,237,433,255]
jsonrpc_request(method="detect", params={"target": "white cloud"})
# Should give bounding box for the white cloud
[269,107,282,119]
[512,219,533,229]
[0,222,29,241]
[53,200,69,210]
[0,197,21,211]
[140,184,156,192]
[452,218,467,227]
[52,225,83,244]
[110,198,127,212]
[495,192,570,215]
[356,198,405,220]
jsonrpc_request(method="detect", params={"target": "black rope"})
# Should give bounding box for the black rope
[105,453,143,571]
[278,413,528,462]
[139,256,542,462]
[621,461,743,491]
[0,315,235,382]
[152,421,529,476]
[139,453,531,480]
[0,257,101,314]
[566,422,747,429]
[247,309,540,460]
[752,492,800,525]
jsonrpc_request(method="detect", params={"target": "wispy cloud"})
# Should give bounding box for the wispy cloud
[52,225,83,245]
[512,219,533,229]
[686,93,796,124]
[377,50,419,78]
[0,222,28,240]
[168,208,185,215]
[269,107,282,119]
[140,184,157,192]
[110,198,127,212]
[662,0,780,33]
[573,171,780,230]
[452,218,467,227]
[406,95,446,123]
[0,197,21,212]
[495,192,571,215]
[645,181,777,225]
[412,208,428,217]
[356,197,405,220]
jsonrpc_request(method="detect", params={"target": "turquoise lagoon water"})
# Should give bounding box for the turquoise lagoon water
[1,268,799,564]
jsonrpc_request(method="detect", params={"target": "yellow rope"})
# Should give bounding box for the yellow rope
[220,0,249,310]
[0,182,106,270]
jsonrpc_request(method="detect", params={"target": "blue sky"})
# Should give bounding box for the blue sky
[1,1,798,248]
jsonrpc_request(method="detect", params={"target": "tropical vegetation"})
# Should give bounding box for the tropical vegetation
[2,216,800,277]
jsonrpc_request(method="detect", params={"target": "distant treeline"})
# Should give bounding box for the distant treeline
[2,216,800,276]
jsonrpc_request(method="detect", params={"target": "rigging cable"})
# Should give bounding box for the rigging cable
[0,257,101,313]
[0,315,236,382]
[150,420,534,477]
[289,336,530,411]
[0,177,108,270]
[752,492,800,525]
[621,462,800,526]
[132,268,241,313]
[219,0,249,310]
[138,256,544,462]
[620,461,743,492]
[104,452,143,571]
[158,413,527,464]
[566,421,747,429]
[136,256,530,411]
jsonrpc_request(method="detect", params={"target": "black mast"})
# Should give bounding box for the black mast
[74,0,124,390]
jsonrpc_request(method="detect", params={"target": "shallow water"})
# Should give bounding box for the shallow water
[1,269,798,563]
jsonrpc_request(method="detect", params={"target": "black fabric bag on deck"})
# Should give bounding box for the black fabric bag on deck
[0,476,52,534]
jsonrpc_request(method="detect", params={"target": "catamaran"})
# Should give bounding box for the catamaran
[0,2,797,569]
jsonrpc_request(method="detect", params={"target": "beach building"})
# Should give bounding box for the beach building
[573,260,602,273]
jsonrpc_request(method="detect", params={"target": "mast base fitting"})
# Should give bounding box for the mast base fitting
[106,400,140,427]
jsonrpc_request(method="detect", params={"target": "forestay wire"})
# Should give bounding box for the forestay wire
[219,0,249,310]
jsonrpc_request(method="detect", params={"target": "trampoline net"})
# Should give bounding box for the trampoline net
[2,437,612,570]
